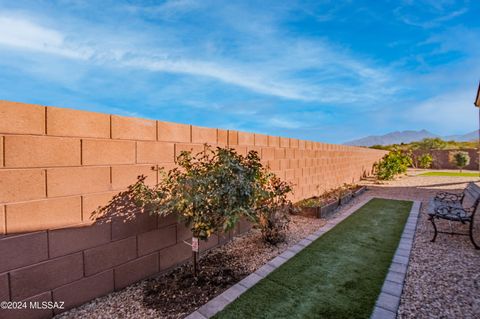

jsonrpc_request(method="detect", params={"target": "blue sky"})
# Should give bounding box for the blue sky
[0,0,479,143]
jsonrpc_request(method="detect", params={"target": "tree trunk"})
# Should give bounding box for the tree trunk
[191,236,199,277]
[193,250,198,277]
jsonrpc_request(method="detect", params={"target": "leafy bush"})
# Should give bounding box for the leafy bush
[418,153,433,169]
[131,146,294,274]
[413,138,447,151]
[253,174,293,244]
[450,151,470,172]
[374,150,412,180]
[134,147,265,240]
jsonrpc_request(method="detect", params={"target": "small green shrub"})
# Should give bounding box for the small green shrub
[296,184,360,208]
[450,151,470,172]
[297,197,321,208]
[253,174,292,245]
[374,150,412,180]
[418,153,433,169]
[413,138,447,151]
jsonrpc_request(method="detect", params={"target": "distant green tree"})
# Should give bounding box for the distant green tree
[418,153,433,169]
[412,138,447,151]
[370,139,475,153]
[370,145,389,150]
[450,151,470,172]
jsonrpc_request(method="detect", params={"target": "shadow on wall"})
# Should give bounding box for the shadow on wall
[89,178,145,226]
[85,174,185,241]
[1,160,378,238]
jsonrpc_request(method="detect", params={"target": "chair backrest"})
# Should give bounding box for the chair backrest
[463,182,480,209]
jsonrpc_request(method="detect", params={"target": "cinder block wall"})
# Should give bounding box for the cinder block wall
[413,149,478,170]
[0,100,386,318]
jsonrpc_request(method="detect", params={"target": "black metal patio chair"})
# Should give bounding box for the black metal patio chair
[428,182,480,249]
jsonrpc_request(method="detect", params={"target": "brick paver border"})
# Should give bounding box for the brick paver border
[186,195,388,319]
[370,200,421,319]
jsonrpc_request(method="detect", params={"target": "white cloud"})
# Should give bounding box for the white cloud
[123,57,313,101]
[123,0,200,18]
[0,15,92,59]
[405,89,477,133]
[0,12,395,105]
[420,26,480,56]
[266,117,304,129]
[394,2,468,29]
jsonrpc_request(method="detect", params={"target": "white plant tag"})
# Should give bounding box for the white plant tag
[192,237,199,252]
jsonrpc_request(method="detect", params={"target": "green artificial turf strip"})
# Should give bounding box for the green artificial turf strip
[419,171,479,177]
[214,198,413,319]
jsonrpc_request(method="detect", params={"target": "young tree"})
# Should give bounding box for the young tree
[374,150,412,180]
[450,151,470,172]
[132,146,293,276]
[418,153,433,169]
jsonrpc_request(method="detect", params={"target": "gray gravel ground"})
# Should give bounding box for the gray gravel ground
[362,169,480,319]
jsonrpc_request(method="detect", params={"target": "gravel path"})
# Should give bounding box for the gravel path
[361,169,480,319]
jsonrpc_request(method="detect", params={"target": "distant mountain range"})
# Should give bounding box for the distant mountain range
[344,129,478,147]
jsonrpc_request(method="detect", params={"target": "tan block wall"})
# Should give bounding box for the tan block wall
[413,149,478,170]
[0,100,386,318]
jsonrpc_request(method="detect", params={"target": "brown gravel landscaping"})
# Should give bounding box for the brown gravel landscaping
[55,215,326,319]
